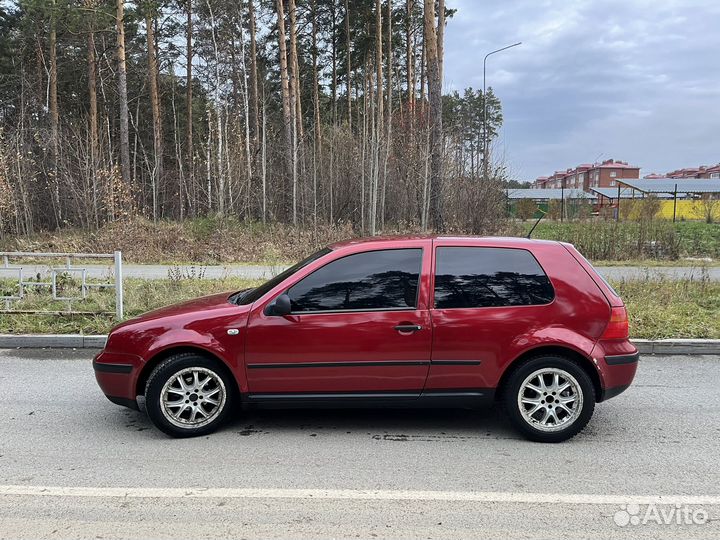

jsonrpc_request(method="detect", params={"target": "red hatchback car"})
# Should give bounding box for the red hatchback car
[94,236,638,442]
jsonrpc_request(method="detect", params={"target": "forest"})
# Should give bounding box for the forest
[0,0,508,238]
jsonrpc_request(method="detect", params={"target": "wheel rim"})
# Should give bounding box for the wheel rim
[160,367,227,429]
[517,368,583,432]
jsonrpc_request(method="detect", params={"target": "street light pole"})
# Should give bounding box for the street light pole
[483,42,521,182]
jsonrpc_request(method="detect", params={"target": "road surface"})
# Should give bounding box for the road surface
[0,349,718,539]
[7,263,720,281]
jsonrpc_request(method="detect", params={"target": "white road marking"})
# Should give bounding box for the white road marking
[1,485,719,506]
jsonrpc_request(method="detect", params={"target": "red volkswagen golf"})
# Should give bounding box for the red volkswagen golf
[93,236,638,442]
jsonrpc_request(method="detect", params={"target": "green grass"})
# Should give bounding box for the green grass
[522,221,720,260]
[592,259,719,267]
[0,276,717,339]
[610,278,720,339]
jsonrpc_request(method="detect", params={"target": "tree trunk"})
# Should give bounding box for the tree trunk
[423,0,443,230]
[115,0,132,186]
[419,35,426,102]
[381,0,393,228]
[275,0,294,222]
[145,7,163,220]
[49,0,61,227]
[437,0,445,83]
[206,0,224,215]
[185,0,193,217]
[288,0,303,142]
[370,0,383,235]
[344,0,352,130]
[406,0,415,110]
[330,2,337,126]
[86,0,99,227]
[248,0,260,146]
[312,0,322,151]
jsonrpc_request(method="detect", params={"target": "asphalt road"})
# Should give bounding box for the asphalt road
[8,263,720,281]
[0,349,719,539]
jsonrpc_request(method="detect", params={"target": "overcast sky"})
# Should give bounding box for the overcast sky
[443,0,720,181]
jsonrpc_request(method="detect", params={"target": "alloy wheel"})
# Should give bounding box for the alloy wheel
[159,367,227,429]
[517,368,583,432]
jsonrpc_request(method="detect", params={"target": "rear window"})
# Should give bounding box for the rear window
[434,247,555,309]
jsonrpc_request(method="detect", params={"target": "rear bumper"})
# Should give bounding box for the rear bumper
[597,350,639,402]
[93,351,143,410]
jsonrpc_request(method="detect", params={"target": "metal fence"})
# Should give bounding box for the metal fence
[0,251,124,319]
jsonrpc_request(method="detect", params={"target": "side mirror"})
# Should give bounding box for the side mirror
[266,293,292,316]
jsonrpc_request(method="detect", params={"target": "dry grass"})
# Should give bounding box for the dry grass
[2,218,718,265]
[0,274,717,339]
[0,276,260,335]
[0,218,360,265]
[611,277,720,340]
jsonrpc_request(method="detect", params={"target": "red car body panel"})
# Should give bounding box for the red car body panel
[93,236,638,410]
[243,238,434,394]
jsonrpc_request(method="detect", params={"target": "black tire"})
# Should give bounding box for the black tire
[145,353,235,438]
[503,355,595,443]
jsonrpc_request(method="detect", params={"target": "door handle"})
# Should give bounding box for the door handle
[394,324,422,333]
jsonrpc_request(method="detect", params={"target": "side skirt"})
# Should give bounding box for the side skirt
[243,389,495,410]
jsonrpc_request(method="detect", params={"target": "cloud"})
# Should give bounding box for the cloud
[444,0,720,179]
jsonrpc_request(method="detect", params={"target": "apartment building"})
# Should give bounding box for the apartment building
[533,159,640,191]
[661,164,720,179]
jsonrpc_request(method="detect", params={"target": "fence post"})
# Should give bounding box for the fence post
[114,251,124,319]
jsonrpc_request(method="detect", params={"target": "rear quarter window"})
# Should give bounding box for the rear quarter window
[434,247,555,309]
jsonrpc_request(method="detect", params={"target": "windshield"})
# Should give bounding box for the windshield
[234,248,332,305]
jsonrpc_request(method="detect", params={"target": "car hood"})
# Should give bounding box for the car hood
[115,291,246,329]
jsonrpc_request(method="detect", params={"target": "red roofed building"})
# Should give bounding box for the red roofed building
[587,160,640,189]
[698,164,720,179]
[533,159,640,191]
[647,163,720,179]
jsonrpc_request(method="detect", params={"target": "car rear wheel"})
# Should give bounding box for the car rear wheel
[145,353,235,437]
[504,356,595,443]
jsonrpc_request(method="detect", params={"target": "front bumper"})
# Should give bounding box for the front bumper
[93,351,143,410]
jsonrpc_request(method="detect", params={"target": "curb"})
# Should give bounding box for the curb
[631,339,720,355]
[1,334,719,355]
[0,334,107,349]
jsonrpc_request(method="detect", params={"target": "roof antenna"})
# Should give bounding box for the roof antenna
[526,208,547,239]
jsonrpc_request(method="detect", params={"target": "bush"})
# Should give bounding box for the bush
[515,198,538,221]
[526,221,682,260]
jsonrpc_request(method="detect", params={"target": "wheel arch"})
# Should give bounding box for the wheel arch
[136,346,241,398]
[495,345,602,402]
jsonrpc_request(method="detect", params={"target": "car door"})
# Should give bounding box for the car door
[244,242,433,398]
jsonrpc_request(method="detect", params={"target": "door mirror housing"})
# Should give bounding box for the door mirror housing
[266,293,292,316]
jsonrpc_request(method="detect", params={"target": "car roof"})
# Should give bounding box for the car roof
[329,235,559,250]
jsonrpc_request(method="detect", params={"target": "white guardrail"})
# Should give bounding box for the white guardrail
[0,251,123,319]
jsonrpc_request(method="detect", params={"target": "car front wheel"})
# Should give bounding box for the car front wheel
[144,353,235,437]
[504,356,595,443]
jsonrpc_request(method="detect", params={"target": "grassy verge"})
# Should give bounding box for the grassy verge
[0,277,261,335]
[2,218,718,265]
[592,259,719,267]
[0,276,717,339]
[522,221,720,261]
[612,278,720,339]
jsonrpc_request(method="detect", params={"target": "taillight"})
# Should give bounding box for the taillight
[602,306,629,339]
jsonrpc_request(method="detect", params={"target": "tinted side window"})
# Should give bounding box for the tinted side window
[434,247,554,309]
[288,249,422,312]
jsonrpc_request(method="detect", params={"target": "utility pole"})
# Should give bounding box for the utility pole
[483,42,521,182]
